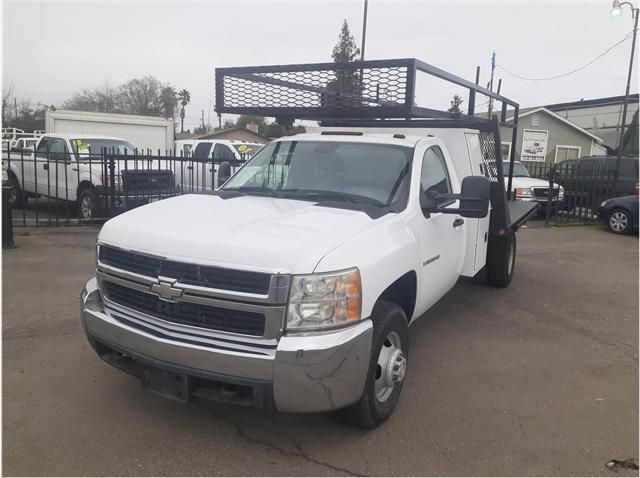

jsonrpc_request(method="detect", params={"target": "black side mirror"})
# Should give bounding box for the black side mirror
[422,175,491,218]
[217,161,232,187]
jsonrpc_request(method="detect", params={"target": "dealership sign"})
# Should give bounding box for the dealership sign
[521,129,548,162]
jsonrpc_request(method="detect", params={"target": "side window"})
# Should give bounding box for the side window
[192,142,212,160]
[420,146,452,205]
[213,144,235,162]
[36,138,50,158]
[48,138,69,161]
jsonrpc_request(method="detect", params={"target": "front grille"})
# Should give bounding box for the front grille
[532,187,559,198]
[122,170,175,194]
[103,281,265,336]
[99,245,272,295]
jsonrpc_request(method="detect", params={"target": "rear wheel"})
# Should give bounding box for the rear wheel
[486,233,516,287]
[608,208,631,234]
[8,173,25,209]
[339,301,409,429]
[77,188,102,220]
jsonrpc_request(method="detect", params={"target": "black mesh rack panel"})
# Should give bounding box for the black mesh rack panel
[214,58,519,123]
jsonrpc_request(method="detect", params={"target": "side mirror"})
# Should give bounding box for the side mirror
[422,175,491,218]
[217,161,232,187]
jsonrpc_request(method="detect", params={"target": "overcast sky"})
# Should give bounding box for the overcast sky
[2,0,638,129]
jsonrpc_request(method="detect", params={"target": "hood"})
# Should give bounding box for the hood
[505,176,559,188]
[98,194,384,274]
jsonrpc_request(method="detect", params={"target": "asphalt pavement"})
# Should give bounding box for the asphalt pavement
[2,222,638,476]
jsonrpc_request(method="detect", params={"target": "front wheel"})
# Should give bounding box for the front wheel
[339,301,409,429]
[608,208,631,234]
[486,233,516,287]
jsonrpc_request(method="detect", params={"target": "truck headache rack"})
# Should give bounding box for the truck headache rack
[215,58,518,124]
[214,58,534,232]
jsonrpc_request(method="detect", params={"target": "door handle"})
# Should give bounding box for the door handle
[72,168,79,172]
[453,218,464,228]
[42,164,48,170]
[187,165,193,170]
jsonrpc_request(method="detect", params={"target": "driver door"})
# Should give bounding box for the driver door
[416,145,466,311]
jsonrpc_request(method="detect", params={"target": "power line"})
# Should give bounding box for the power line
[496,31,634,82]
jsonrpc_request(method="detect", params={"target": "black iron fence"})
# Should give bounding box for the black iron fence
[2,149,248,226]
[3,148,637,227]
[514,158,637,224]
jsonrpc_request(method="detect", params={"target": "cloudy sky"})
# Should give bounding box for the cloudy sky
[2,0,637,129]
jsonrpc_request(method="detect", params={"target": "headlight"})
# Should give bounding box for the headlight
[514,187,533,197]
[287,268,362,330]
[601,200,611,207]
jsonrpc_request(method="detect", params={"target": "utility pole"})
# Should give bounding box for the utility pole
[361,0,368,61]
[616,4,638,158]
[487,51,496,119]
[14,97,18,119]
[201,109,205,132]
[609,0,639,193]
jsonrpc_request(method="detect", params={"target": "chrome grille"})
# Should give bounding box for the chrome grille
[99,245,272,295]
[532,187,559,198]
[103,281,266,336]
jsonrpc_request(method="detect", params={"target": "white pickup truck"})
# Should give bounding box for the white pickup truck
[4,133,176,219]
[80,59,536,428]
[493,160,564,216]
[174,139,263,192]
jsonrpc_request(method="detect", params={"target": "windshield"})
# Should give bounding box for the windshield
[511,162,531,177]
[232,143,262,158]
[70,138,135,155]
[488,161,530,177]
[223,140,413,208]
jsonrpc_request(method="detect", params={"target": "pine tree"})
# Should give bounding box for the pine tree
[325,20,362,110]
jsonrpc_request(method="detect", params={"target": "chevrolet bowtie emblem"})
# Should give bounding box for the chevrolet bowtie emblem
[150,277,183,302]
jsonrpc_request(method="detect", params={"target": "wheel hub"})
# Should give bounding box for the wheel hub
[384,349,407,387]
[375,331,406,402]
[610,212,627,232]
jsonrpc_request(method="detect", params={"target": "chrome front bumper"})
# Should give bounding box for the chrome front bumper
[81,278,373,413]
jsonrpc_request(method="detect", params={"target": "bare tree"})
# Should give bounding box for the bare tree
[64,84,120,113]
[160,86,178,119]
[2,82,15,125]
[63,76,180,118]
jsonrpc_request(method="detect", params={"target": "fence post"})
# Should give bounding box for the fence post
[2,183,14,248]
[108,155,116,216]
[545,165,556,226]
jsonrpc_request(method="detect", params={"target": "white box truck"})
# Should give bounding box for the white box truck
[45,110,175,152]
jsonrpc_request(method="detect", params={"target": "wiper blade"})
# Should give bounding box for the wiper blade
[223,186,282,197]
[280,189,385,207]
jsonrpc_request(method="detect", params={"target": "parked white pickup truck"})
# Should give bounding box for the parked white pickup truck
[495,161,564,216]
[4,133,176,219]
[174,139,263,192]
[80,58,537,428]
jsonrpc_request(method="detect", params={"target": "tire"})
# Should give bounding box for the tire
[7,173,25,209]
[77,188,102,220]
[486,233,516,288]
[608,208,631,235]
[339,301,409,429]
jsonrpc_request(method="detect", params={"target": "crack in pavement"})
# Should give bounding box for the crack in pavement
[207,408,365,477]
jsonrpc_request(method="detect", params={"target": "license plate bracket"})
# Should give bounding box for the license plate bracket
[142,365,191,402]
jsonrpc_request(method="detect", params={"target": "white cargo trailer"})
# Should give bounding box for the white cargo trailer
[45,110,174,152]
